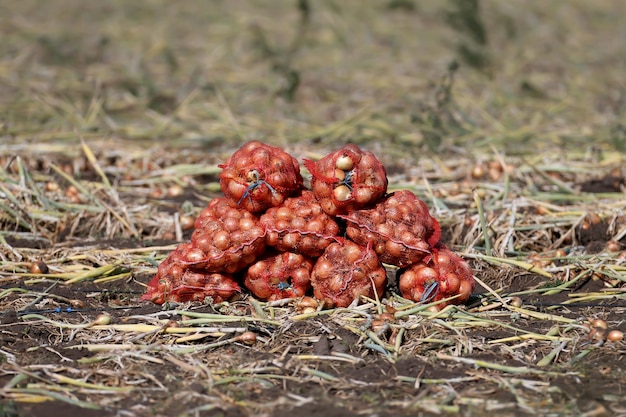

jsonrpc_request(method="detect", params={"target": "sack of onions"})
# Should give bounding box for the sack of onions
[397,244,474,307]
[219,140,304,213]
[310,239,387,308]
[260,190,340,257]
[188,197,266,273]
[142,250,241,304]
[303,144,388,216]
[339,190,441,267]
[243,251,314,301]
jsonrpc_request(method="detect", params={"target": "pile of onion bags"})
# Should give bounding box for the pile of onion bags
[143,140,474,308]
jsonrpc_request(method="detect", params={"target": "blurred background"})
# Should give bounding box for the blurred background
[1,0,625,159]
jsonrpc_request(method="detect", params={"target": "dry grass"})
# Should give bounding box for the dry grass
[1,1,626,416]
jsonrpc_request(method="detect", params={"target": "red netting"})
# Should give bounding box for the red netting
[338,190,441,267]
[398,244,474,307]
[141,250,241,304]
[188,197,266,273]
[260,190,340,257]
[310,239,387,308]
[219,140,304,213]
[243,251,314,301]
[304,144,388,216]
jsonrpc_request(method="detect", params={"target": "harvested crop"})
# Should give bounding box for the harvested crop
[310,239,387,308]
[219,140,304,213]
[244,251,314,301]
[143,141,474,309]
[260,190,340,257]
[304,144,388,215]
[339,190,441,267]
[190,197,266,273]
[398,244,474,307]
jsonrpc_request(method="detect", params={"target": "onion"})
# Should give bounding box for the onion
[276,207,293,221]
[313,259,333,278]
[607,330,624,342]
[335,155,354,171]
[180,215,195,230]
[227,180,246,199]
[344,243,363,263]
[333,185,351,202]
[266,231,279,246]
[590,318,608,329]
[186,248,206,263]
[415,267,438,283]
[246,169,259,182]
[458,279,473,302]
[30,261,49,275]
[441,273,460,293]
[298,296,319,311]
[378,312,395,322]
[269,172,286,186]
[93,313,112,326]
[213,231,230,250]
[282,232,301,248]
[167,184,184,198]
[252,149,270,164]
[354,187,373,204]
[306,219,324,233]
[334,168,346,180]
[385,240,405,259]
[239,217,255,231]
[237,331,257,345]
[222,217,240,232]
[291,217,306,230]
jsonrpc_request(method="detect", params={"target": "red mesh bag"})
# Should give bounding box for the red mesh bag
[310,239,387,308]
[188,197,266,273]
[260,190,340,257]
[244,251,314,301]
[303,144,388,216]
[141,246,241,305]
[219,140,304,213]
[338,190,441,267]
[398,244,474,307]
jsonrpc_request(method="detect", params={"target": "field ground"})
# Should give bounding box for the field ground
[1,1,625,416]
